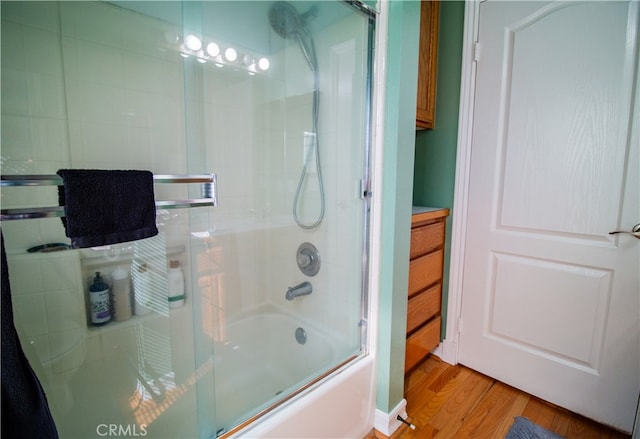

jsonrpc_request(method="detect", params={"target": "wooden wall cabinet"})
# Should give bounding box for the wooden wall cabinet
[416,0,440,130]
[405,207,449,373]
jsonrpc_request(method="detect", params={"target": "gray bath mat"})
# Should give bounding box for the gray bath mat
[505,417,565,439]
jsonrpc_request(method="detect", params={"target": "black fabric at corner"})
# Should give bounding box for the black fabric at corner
[1,231,59,438]
[57,169,158,248]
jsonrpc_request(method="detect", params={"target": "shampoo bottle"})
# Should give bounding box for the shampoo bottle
[133,263,152,316]
[89,271,111,326]
[167,260,185,308]
[111,266,132,322]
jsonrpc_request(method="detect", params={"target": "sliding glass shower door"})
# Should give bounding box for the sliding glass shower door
[1,1,373,437]
[183,1,374,435]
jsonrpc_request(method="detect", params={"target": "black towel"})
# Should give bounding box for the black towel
[57,169,158,248]
[1,231,59,438]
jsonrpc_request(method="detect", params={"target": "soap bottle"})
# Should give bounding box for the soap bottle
[167,260,185,308]
[89,271,111,326]
[133,263,152,316]
[111,266,132,322]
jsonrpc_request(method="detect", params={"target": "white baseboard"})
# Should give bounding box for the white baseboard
[374,398,408,437]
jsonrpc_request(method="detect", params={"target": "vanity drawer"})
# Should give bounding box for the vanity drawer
[410,221,445,259]
[406,284,441,334]
[408,249,443,297]
[405,316,441,372]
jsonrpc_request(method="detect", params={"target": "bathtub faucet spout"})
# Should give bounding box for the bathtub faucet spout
[286,281,312,300]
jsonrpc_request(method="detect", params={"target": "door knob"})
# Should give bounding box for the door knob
[609,223,640,239]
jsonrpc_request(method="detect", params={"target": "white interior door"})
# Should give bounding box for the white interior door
[458,1,639,432]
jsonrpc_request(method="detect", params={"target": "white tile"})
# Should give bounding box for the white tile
[1,67,29,115]
[80,82,126,125]
[61,77,83,123]
[0,115,33,160]
[123,51,167,94]
[40,253,82,292]
[11,293,48,337]
[126,126,153,165]
[31,117,70,162]
[26,72,67,118]
[0,185,26,209]
[60,37,79,80]
[45,289,85,333]
[160,59,184,97]
[1,1,60,32]
[23,28,64,77]
[0,221,40,253]
[121,10,180,58]
[81,122,127,164]
[163,95,185,129]
[73,3,122,48]
[1,20,26,71]
[36,217,69,247]
[48,330,85,374]
[83,335,103,365]
[6,256,44,294]
[77,40,124,88]
[123,89,164,128]
[66,120,85,163]
[100,325,138,359]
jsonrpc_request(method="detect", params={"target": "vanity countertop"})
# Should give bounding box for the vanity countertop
[411,206,449,224]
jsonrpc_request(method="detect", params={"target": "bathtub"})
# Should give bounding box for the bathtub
[213,310,375,438]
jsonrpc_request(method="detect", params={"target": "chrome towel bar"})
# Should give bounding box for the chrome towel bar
[0,173,217,221]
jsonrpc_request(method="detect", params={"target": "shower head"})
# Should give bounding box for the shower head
[269,1,318,73]
[269,1,304,39]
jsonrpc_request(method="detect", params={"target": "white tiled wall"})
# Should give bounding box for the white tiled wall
[7,251,85,383]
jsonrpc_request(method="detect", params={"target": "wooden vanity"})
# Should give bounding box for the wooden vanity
[405,206,449,373]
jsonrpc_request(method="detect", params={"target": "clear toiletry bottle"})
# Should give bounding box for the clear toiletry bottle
[133,263,152,316]
[111,266,131,322]
[167,260,185,308]
[89,271,111,326]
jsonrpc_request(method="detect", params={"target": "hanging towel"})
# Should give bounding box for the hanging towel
[1,231,59,438]
[57,169,158,248]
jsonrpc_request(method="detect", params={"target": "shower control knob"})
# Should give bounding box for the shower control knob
[296,242,321,276]
[297,252,313,268]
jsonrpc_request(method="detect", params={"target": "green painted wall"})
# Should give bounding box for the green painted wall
[413,0,465,338]
[375,0,421,413]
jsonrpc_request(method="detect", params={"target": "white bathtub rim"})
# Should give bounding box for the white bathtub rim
[232,353,375,438]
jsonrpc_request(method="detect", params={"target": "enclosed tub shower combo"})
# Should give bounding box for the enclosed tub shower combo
[0,1,376,437]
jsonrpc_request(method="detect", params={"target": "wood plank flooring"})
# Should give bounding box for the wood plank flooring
[364,356,630,439]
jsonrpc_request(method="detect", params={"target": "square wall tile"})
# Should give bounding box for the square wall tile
[0,221,41,253]
[77,40,123,88]
[79,82,126,125]
[45,289,85,333]
[1,1,60,32]
[12,293,48,337]
[48,330,85,374]
[1,20,26,71]
[1,115,33,159]
[23,28,64,77]
[26,73,67,119]
[6,255,44,295]
[81,122,127,164]
[69,2,123,48]
[40,252,82,292]
[83,335,103,365]
[31,117,70,162]
[1,68,29,115]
